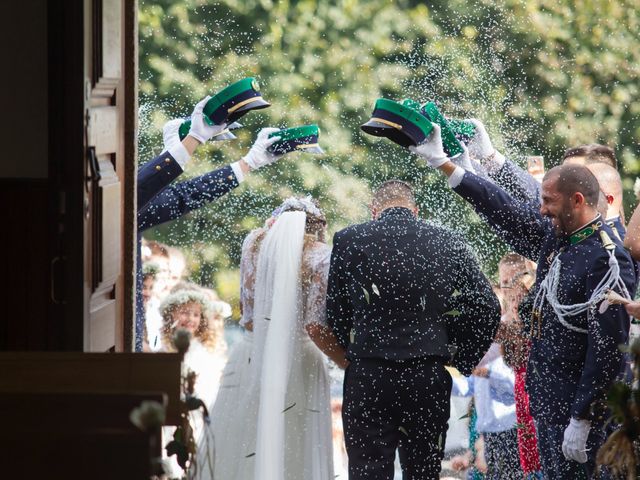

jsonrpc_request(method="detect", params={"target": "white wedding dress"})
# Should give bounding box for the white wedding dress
[210,212,334,480]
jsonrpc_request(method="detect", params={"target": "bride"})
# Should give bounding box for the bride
[211,196,348,480]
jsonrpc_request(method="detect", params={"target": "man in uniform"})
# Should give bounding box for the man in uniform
[410,125,636,478]
[327,180,501,479]
[464,120,626,238]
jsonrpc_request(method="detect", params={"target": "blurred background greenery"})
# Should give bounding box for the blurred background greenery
[138,0,640,318]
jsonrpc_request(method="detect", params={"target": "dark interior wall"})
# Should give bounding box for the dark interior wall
[0,0,48,178]
[0,0,50,349]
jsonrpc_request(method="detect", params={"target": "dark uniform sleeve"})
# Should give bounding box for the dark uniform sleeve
[445,239,501,376]
[454,171,548,261]
[138,165,239,232]
[571,252,633,420]
[137,151,184,212]
[490,158,541,206]
[326,231,354,350]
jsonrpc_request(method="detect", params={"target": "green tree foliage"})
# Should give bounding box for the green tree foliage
[139,0,640,314]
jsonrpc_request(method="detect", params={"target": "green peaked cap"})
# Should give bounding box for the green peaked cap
[373,99,434,138]
[361,98,434,148]
[268,124,324,155]
[189,77,270,126]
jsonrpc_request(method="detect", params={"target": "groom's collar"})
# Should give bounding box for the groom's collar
[377,206,415,221]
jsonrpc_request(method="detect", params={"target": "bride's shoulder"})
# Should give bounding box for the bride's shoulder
[306,241,332,264]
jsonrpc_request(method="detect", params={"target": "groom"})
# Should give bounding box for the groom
[327,180,501,479]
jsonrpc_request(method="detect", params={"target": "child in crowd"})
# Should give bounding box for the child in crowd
[160,286,225,479]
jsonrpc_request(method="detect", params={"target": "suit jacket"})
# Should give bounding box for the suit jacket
[326,207,500,375]
[134,153,240,350]
[454,171,636,423]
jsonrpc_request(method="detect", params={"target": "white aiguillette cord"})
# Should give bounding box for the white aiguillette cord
[533,230,631,335]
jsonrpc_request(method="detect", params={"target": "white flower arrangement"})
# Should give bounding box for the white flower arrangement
[129,400,166,431]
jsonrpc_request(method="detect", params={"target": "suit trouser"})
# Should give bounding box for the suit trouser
[535,419,610,480]
[342,356,451,480]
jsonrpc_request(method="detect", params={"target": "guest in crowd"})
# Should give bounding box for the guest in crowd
[498,253,543,479]
[160,286,225,479]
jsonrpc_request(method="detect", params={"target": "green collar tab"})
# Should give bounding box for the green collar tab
[569,219,603,245]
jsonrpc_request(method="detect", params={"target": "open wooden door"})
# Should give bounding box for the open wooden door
[84,0,124,352]
[47,0,136,352]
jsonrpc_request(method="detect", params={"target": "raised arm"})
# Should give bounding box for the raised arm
[138,128,282,232]
[137,97,230,211]
[466,119,540,206]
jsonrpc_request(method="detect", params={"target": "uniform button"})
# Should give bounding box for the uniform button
[165,158,171,163]
[155,165,162,171]
[228,175,233,180]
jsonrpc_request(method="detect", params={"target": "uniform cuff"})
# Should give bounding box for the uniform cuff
[230,161,245,184]
[448,166,466,188]
[483,150,506,175]
[167,142,190,170]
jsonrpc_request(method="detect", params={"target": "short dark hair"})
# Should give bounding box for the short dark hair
[563,144,617,168]
[372,179,416,209]
[544,164,600,207]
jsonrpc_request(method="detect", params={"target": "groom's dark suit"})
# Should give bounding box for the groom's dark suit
[327,206,500,480]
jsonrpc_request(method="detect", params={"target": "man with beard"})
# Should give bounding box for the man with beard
[410,126,636,479]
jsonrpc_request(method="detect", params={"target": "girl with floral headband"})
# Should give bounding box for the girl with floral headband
[159,287,225,479]
[210,195,347,480]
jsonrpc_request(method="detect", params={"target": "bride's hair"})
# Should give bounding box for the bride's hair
[249,196,327,293]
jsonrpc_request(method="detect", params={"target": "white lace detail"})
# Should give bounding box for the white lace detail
[239,228,265,327]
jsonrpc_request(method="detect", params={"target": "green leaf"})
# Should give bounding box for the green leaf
[451,289,461,297]
[458,412,471,420]
[165,440,189,469]
[245,452,255,458]
[398,426,408,436]
[444,309,461,317]
[371,283,380,296]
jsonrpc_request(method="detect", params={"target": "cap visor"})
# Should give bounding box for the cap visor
[211,131,237,141]
[298,145,324,154]
[361,121,415,147]
[227,122,243,130]
[227,98,271,123]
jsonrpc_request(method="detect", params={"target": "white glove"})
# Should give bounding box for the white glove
[562,418,591,464]
[187,96,228,143]
[450,145,476,174]
[466,118,505,170]
[242,128,283,170]
[408,123,449,168]
[162,119,183,150]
